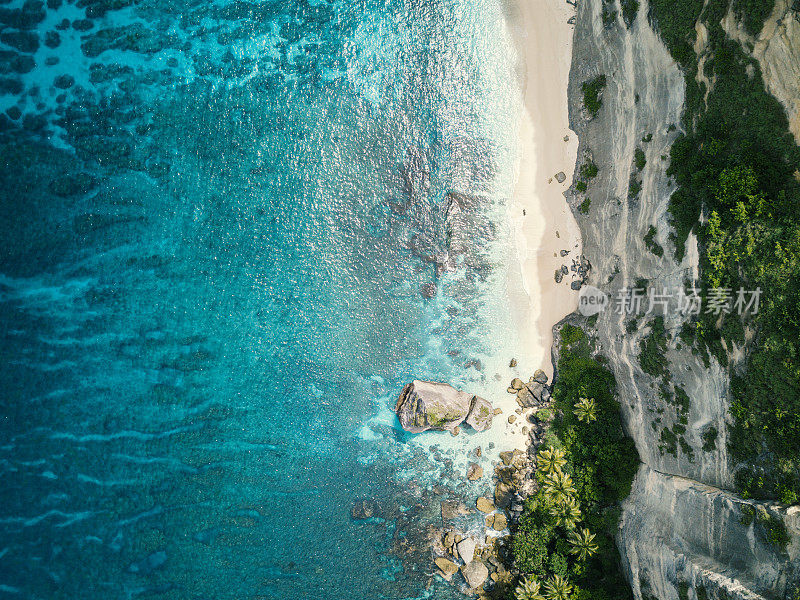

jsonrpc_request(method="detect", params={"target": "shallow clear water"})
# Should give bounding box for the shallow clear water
[0,0,530,597]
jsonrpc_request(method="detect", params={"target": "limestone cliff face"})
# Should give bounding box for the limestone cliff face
[566,0,800,598]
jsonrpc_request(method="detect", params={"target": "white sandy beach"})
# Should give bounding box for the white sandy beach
[504,0,582,380]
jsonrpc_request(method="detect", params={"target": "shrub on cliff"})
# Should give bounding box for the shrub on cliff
[581,75,607,119]
[651,0,800,502]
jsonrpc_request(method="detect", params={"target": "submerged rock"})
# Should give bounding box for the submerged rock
[435,557,459,581]
[441,500,467,522]
[394,380,493,433]
[350,498,380,520]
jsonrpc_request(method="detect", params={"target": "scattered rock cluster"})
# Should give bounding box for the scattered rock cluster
[434,524,511,595]
[507,369,550,408]
[554,254,591,288]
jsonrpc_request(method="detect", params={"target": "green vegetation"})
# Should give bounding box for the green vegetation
[702,426,718,452]
[582,75,607,119]
[575,161,598,197]
[511,325,639,600]
[757,508,790,550]
[634,148,647,171]
[643,225,664,257]
[638,318,697,461]
[731,0,776,36]
[642,133,653,143]
[579,198,592,215]
[561,324,586,346]
[628,175,642,199]
[678,583,690,600]
[639,317,668,378]
[649,0,800,502]
[580,160,599,180]
[621,0,640,27]
[647,0,705,68]
[739,505,791,550]
[602,1,618,27]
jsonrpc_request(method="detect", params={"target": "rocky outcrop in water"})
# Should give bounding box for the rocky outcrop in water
[394,380,493,433]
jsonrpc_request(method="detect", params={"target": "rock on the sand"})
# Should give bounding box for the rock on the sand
[461,560,489,589]
[395,380,493,433]
[457,537,476,564]
[555,171,566,183]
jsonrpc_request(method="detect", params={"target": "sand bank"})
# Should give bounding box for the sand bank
[504,0,582,379]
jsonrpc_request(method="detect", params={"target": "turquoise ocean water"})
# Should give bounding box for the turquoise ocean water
[0,0,530,597]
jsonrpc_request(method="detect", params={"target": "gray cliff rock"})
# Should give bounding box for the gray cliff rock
[567,0,800,599]
[394,380,492,433]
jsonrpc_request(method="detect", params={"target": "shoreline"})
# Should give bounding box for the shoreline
[504,0,581,381]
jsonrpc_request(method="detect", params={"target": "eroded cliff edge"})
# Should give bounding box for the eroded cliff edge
[565,1,800,599]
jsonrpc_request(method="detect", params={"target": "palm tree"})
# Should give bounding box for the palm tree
[544,574,573,600]
[515,575,545,600]
[549,495,582,530]
[537,446,567,475]
[543,470,576,499]
[569,527,599,562]
[573,397,597,423]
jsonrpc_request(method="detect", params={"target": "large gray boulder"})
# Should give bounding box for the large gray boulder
[395,381,493,433]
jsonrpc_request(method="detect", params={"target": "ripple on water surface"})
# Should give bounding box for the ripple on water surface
[0,0,528,597]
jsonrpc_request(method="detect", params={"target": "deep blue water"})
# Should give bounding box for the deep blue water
[0,0,528,597]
